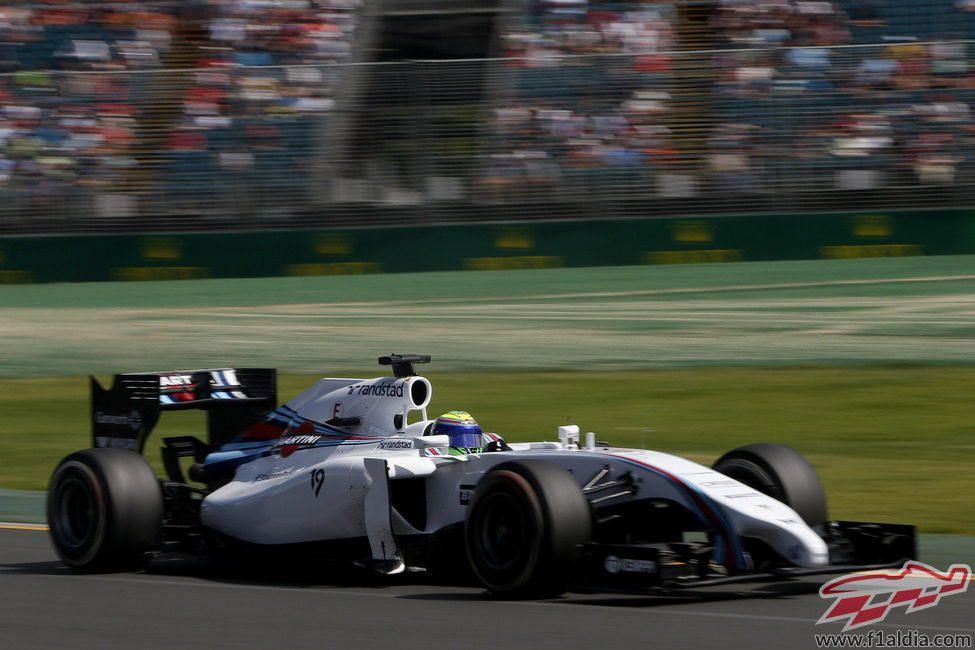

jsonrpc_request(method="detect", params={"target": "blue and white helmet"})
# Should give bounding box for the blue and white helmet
[432,411,483,454]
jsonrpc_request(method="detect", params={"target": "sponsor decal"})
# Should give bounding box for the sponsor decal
[111,266,211,282]
[463,255,564,271]
[604,555,657,575]
[699,479,739,488]
[283,262,382,276]
[94,410,143,432]
[671,220,714,244]
[273,432,322,458]
[159,374,195,387]
[820,244,923,260]
[818,561,971,632]
[346,381,405,398]
[787,544,802,563]
[851,214,893,239]
[94,436,137,450]
[642,249,744,265]
[140,237,182,260]
[0,270,35,284]
[278,435,321,446]
[254,469,295,482]
[158,369,239,389]
[378,440,413,450]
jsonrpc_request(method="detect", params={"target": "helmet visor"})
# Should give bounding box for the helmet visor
[448,431,482,450]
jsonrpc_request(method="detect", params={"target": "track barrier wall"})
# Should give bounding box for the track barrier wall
[2,208,973,284]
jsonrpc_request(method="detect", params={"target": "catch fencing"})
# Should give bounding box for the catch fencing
[3,42,975,232]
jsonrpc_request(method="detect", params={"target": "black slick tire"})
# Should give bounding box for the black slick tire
[464,460,591,598]
[713,442,828,527]
[47,447,163,571]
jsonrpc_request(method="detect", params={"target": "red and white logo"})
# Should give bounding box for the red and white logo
[817,561,970,631]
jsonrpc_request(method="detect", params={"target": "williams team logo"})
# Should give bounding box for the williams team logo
[817,560,971,631]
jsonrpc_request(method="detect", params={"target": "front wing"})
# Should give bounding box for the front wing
[581,520,916,591]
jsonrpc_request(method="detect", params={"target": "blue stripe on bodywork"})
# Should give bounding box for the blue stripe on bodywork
[205,406,388,470]
[604,453,749,571]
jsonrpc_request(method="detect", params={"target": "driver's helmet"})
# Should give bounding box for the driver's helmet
[432,411,483,455]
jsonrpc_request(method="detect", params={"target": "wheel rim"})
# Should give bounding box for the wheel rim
[475,490,532,572]
[50,464,103,558]
[466,462,591,597]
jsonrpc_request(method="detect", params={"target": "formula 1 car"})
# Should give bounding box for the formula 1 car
[47,355,915,597]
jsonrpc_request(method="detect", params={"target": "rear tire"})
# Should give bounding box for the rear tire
[464,460,591,598]
[713,443,828,527]
[47,448,163,571]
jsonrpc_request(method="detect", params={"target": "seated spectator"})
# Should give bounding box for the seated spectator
[707,122,761,192]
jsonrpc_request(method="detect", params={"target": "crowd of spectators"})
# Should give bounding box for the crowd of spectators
[1,0,361,219]
[478,1,682,200]
[501,0,677,61]
[3,0,975,221]
[709,1,974,97]
[704,0,975,194]
[0,2,174,213]
[478,0,975,200]
[164,0,360,212]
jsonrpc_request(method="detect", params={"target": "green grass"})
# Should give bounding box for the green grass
[4,366,973,535]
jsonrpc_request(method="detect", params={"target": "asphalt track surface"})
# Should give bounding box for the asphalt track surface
[3,526,973,650]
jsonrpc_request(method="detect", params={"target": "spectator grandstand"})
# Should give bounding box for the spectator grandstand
[0,0,360,228]
[1,0,974,231]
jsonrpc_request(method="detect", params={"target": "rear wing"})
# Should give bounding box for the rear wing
[91,368,277,453]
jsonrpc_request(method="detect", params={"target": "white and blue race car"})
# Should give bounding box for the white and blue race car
[47,355,914,597]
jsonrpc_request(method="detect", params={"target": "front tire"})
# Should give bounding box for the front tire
[47,448,163,571]
[713,442,828,527]
[464,460,591,598]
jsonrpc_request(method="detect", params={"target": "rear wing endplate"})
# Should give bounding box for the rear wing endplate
[91,368,277,453]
